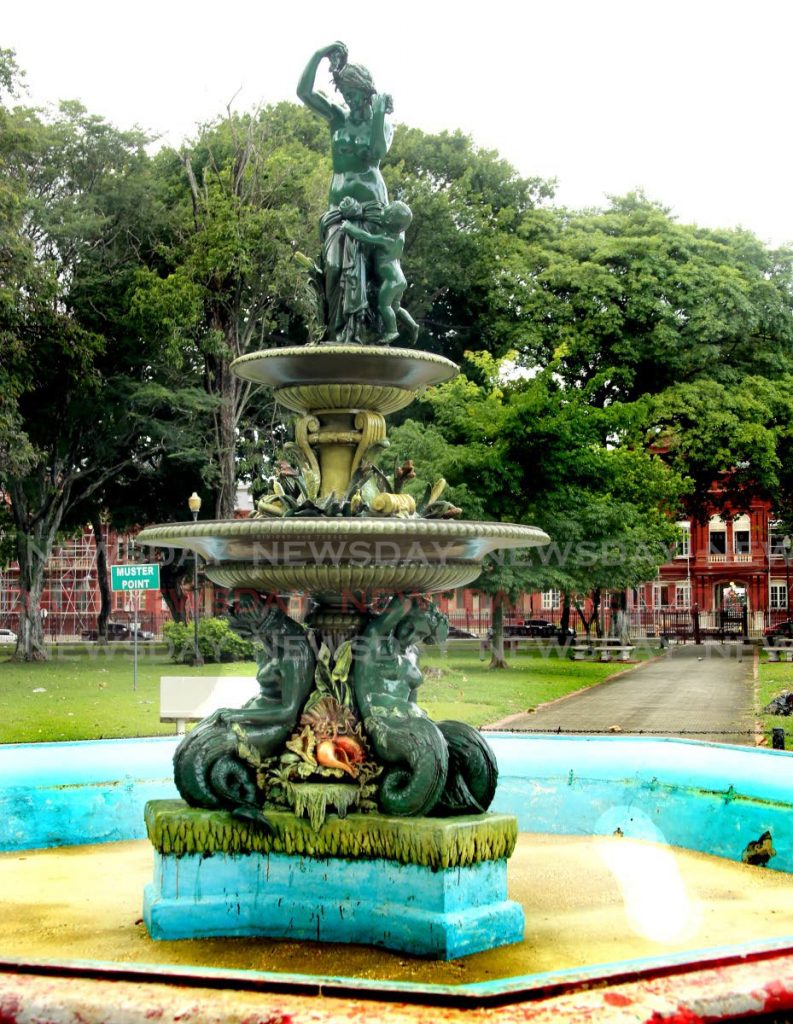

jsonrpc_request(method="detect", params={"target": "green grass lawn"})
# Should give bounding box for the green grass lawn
[0,640,652,744]
[0,643,253,744]
[756,652,793,745]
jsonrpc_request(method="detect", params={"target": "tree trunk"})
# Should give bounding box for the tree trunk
[560,591,572,635]
[13,525,51,661]
[615,589,630,643]
[592,588,603,638]
[216,386,237,519]
[206,317,242,521]
[574,592,602,639]
[159,557,189,624]
[489,595,508,670]
[9,480,68,662]
[91,513,111,645]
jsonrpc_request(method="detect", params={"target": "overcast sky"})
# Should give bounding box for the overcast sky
[5,0,793,246]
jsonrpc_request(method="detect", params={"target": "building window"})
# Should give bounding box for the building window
[709,515,726,556]
[653,584,670,608]
[731,515,751,556]
[541,589,560,610]
[116,536,135,562]
[770,583,789,610]
[675,522,690,558]
[675,583,691,607]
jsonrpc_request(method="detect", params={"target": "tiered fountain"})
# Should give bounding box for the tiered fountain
[137,41,548,959]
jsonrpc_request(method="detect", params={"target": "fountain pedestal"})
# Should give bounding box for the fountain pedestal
[138,330,548,962]
[143,800,524,959]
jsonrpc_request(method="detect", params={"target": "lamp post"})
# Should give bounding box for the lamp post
[188,492,203,666]
[783,535,792,617]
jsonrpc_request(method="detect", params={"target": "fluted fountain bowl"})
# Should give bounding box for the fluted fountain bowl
[136,517,549,599]
[230,345,459,414]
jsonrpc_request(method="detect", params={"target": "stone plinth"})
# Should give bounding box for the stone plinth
[143,800,524,959]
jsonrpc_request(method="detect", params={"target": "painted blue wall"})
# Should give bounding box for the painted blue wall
[0,736,179,852]
[489,734,793,872]
[2,733,792,872]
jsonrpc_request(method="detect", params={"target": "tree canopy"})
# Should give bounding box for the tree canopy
[4,49,793,658]
[0,83,210,658]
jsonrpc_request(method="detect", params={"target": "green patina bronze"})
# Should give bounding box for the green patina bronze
[353,596,498,817]
[136,42,552,863]
[171,602,316,830]
[168,594,496,828]
[297,42,417,346]
[145,799,518,869]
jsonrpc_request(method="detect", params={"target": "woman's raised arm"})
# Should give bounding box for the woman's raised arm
[297,42,347,122]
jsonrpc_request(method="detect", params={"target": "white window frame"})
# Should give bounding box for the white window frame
[675,583,691,608]
[675,521,690,559]
[770,582,789,610]
[541,589,560,611]
[732,515,750,556]
[652,583,670,608]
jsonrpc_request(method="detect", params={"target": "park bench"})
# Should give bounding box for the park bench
[765,638,793,663]
[479,635,546,657]
[596,646,635,663]
[570,645,593,661]
[160,675,259,735]
[571,639,635,662]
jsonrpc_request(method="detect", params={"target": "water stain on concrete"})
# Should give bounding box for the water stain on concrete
[0,833,791,986]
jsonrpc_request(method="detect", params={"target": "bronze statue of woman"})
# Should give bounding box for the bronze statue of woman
[297,42,396,344]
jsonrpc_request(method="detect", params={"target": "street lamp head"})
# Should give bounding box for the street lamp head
[188,492,202,515]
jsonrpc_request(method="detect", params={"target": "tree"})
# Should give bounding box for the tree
[646,375,793,521]
[132,104,328,518]
[388,353,682,660]
[504,193,793,405]
[0,92,207,659]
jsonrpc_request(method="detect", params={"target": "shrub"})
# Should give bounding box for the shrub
[162,617,256,664]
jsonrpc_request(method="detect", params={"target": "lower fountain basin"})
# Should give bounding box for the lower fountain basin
[136,518,549,596]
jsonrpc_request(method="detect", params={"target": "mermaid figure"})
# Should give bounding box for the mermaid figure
[173,605,316,827]
[352,596,498,817]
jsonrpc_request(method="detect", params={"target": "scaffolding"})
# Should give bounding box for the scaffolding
[0,529,168,641]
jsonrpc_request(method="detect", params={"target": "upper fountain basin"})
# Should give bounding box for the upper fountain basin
[230,345,459,414]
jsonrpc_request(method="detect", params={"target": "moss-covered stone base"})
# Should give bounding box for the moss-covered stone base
[145,800,518,869]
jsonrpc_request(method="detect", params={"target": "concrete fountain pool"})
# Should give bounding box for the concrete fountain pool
[2,731,793,1022]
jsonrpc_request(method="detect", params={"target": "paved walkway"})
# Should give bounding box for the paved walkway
[485,643,758,744]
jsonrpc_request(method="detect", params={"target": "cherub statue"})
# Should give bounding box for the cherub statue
[341,201,419,343]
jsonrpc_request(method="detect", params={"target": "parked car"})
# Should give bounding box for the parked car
[81,622,153,642]
[496,619,577,642]
[129,623,155,641]
[763,620,793,644]
[0,627,18,644]
[445,625,478,639]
